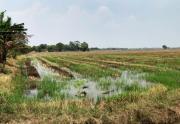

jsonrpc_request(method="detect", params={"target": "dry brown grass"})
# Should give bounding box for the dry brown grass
[24,49,180,57]
[3,86,180,124]
[0,74,12,93]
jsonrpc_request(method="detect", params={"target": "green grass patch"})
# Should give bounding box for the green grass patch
[146,70,180,88]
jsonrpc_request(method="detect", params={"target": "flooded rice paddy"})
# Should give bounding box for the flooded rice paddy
[25,59,152,103]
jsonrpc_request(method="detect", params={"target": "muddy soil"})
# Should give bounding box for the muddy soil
[25,61,40,78]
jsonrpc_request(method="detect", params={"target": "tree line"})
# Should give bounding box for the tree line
[31,41,89,52]
[0,11,90,73]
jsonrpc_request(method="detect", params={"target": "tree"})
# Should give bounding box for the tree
[47,45,56,52]
[38,44,47,52]
[74,41,81,51]
[56,42,64,51]
[10,44,31,58]
[162,45,168,49]
[63,44,71,51]
[0,11,28,70]
[69,41,80,51]
[31,41,89,52]
[80,42,89,51]
[32,46,38,51]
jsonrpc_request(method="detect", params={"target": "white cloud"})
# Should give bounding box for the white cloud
[8,2,48,22]
[28,4,115,44]
[97,6,111,16]
[155,0,171,8]
[128,15,137,22]
[0,0,5,3]
[0,0,6,10]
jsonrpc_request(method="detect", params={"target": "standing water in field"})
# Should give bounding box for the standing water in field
[120,71,150,88]
[29,59,151,103]
[25,88,38,98]
[31,59,60,79]
[61,71,151,103]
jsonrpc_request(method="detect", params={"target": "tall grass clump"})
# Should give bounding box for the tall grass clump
[146,70,180,89]
[8,75,28,103]
[37,77,68,100]
[0,74,28,114]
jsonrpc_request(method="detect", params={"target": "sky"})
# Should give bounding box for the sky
[0,0,180,48]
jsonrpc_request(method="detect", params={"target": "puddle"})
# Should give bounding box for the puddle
[61,80,102,103]
[118,71,150,88]
[31,59,60,80]
[60,71,151,103]
[39,59,75,78]
[27,60,152,103]
[25,88,38,98]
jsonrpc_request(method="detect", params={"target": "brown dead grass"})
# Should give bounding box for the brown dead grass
[0,74,12,94]
[1,85,179,124]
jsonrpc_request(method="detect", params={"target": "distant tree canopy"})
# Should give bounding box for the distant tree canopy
[56,42,64,51]
[0,11,28,69]
[80,42,89,51]
[32,41,89,52]
[162,45,168,49]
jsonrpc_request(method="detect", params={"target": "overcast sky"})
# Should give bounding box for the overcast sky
[0,0,180,48]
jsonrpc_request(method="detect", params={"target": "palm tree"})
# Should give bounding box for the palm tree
[0,11,28,70]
